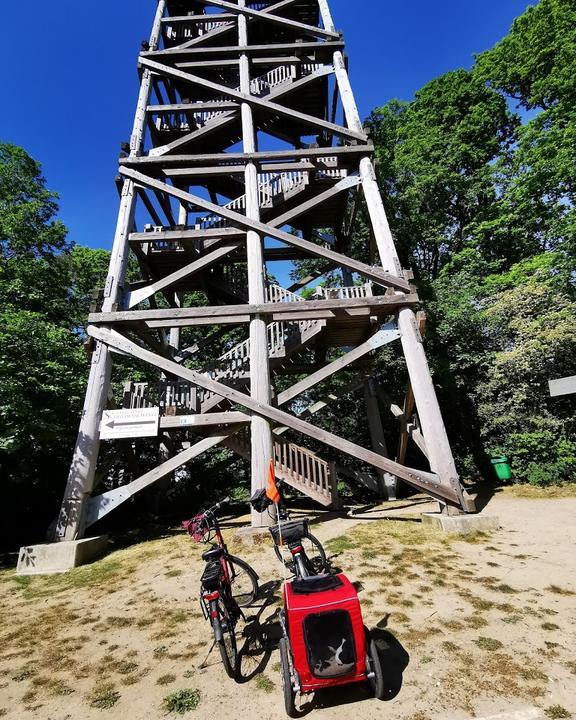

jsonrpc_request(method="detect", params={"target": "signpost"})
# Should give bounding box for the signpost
[100,407,160,440]
[548,375,576,398]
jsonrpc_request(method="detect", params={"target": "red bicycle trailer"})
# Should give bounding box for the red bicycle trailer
[278,573,385,716]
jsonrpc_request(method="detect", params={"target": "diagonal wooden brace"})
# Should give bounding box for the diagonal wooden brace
[119,167,411,292]
[138,58,366,145]
[87,325,465,508]
[84,426,245,527]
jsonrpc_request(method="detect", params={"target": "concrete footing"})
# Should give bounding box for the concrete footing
[16,536,109,575]
[232,525,271,547]
[421,512,500,535]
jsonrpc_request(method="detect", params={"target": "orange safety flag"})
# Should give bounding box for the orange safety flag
[265,458,280,504]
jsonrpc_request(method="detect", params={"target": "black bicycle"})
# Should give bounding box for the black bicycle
[183,497,259,677]
[250,484,327,578]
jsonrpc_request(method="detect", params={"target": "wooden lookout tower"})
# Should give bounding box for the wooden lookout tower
[52,0,475,542]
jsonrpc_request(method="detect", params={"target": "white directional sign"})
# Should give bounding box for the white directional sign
[548,375,576,398]
[100,407,160,440]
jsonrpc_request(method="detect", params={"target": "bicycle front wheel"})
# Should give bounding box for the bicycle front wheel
[274,533,327,575]
[226,554,259,607]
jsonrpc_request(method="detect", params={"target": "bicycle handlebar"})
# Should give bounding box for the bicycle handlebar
[203,496,231,519]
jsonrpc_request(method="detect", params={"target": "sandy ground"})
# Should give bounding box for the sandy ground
[0,490,575,720]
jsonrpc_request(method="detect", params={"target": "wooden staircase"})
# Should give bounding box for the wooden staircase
[122,284,340,507]
[225,431,339,508]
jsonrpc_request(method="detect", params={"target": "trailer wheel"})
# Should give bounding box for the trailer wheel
[279,637,297,717]
[365,629,385,700]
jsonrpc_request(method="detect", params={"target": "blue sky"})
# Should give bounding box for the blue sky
[0,0,532,252]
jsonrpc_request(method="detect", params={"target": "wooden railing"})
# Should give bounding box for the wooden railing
[198,169,309,229]
[227,431,337,506]
[274,440,334,504]
[314,283,373,299]
[153,63,323,134]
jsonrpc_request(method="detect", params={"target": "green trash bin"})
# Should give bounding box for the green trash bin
[491,455,512,481]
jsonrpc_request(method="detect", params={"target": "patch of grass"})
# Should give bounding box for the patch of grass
[87,682,120,709]
[469,597,494,611]
[183,670,195,678]
[325,535,357,553]
[154,645,169,659]
[392,612,410,624]
[420,655,433,664]
[546,585,575,596]
[163,689,200,714]
[487,561,500,567]
[165,569,183,578]
[444,619,464,631]
[541,622,560,631]
[21,690,37,705]
[544,706,571,719]
[474,637,503,651]
[362,550,377,560]
[11,668,35,682]
[502,615,523,624]
[271,662,281,673]
[519,667,547,681]
[442,641,460,652]
[494,583,518,594]
[157,674,177,686]
[460,531,489,544]
[46,679,75,697]
[255,675,275,693]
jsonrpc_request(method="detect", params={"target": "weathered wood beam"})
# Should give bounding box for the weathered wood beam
[164,161,318,178]
[129,227,245,244]
[276,324,400,406]
[148,101,238,113]
[136,187,163,227]
[87,326,463,506]
[89,294,418,326]
[160,412,250,429]
[146,40,344,59]
[120,144,375,168]
[118,168,410,291]
[165,0,301,50]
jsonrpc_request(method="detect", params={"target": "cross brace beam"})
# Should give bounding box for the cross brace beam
[87,326,465,507]
[118,167,411,292]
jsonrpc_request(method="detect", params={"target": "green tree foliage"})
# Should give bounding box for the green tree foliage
[365,70,518,278]
[430,251,576,485]
[0,143,110,540]
[476,0,576,256]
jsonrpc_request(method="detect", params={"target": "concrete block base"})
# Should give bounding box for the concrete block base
[232,525,271,547]
[16,536,109,575]
[421,513,500,535]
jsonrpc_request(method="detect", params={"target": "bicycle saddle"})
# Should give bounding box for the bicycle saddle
[202,546,224,562]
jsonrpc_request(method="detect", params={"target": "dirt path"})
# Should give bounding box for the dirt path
[0,491,574,720]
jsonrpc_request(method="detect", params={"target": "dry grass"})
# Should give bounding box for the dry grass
[500,485,576,499]
[0,504,573,719]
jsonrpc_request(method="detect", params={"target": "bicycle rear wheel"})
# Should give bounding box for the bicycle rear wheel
[214,598,238,678]
[274,533,327,575]
[226,554,259,607]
